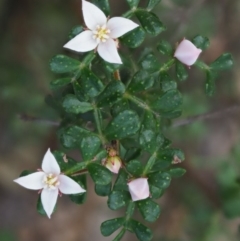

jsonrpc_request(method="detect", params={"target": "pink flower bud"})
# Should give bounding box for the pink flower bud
[104,156,122,174]
[128,178,150,201]
[174,39,202,66]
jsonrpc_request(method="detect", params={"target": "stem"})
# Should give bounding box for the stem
[125,201,135,220]
[142,152,157,176]
[113,229,126,241]
[114,70,121,80]
[159,59,175,73]
[194,60,210,70]
[82,52,96,66]
[64,162,88,175]
[122,9,135,18]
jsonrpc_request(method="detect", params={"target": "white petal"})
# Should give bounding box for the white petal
[82,0,107,30]
[58,175,86,194]
[41,148,60,175]
[128,178,150,202]
[107,17,139,38]
[41,188,58,219]
[97,39,122,64]
[174,39,202,66]
[14,172,45,190]
[64,30,98,52]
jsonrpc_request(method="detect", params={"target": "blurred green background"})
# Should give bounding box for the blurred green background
[1,0,240,240]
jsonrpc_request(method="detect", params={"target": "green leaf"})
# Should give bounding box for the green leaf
[149,184,164,199]
[192,35,210,50]
[157,40,173,56]
[60,125,90,149]
[108,190,130,210]
[95,183,112,196]
[128,70,155,93]
[148,172,171,189]
[205,70,217,96]
[135,10,166,36]
[96,81,125,107]
[169,167,186,178]
[50,78,72,90]
[50,55,80,74]
[157,148,185,163]
[124,148,141,162]
[80,68,104,98]
[160,72,177,92]
[113,169,129,191]
[101,218,125,236]
[137,198,161,222]
[129,220,153,241]
[126,0,140,8]
[140,53,159,72]
[111,100,130,116]
[69,175,87,204]
[52,151,76,172]
[68,25,84,40]
[126,160,144,176]
[87,163,112,185]
[210,53,233,71]
[151,89,182,112]
[120,27,145,48]
[105,110,140,140]
[80,135,101,160]
[147,0,162,10]
[62,95,93,114]
[176,61,188,81]
[72,80,86,101]
[92,0,110,15]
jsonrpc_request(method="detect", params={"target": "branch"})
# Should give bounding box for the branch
[18,113,60,126]
[172,105,240,128]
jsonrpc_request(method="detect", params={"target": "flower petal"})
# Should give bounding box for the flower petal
[14,172,45,190]
[128,178,150,202]
[174,39,202,66]
[41,188,58,219]
[64,30,98,52]
[97,39,122,64]
[82,0,107,30]
[58,175,86,194]
[41,148,60,175]
[107,17,139,38]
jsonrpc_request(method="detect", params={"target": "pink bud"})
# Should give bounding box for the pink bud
[128,178,150,201]
[104,156,122,174]
[174,39,202,66]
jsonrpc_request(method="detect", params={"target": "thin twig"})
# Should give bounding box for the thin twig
[18,113,60,126]
[172,105,240,128]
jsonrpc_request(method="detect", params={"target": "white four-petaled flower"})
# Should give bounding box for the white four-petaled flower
[14,148,86,218]
[64,0,139,64]
[128,178,150,201]
[174,39,202,66]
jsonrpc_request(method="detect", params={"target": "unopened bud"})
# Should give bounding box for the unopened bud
[128,178,150,202]
[103,156,122,174]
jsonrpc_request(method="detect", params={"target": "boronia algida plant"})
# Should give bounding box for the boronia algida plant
[14,0,233,240]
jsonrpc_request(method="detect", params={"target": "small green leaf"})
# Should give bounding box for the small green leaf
[151,89,182,112]
[210,53,233,71]
[148,172,171,189]
[80,68,104,98]
[176,61,188,81]
[111,100,129,116]
[126,0,140,8]
[72,80,86,101]
[120,27,145,48]
[96,81,125,107]
[50,55,80,74]
[192,35,210,50]
[169,167,186,178]
[113,169,129,191]
[140,53,159,72]
[129,219,153,241]
[135,10,166,36]
[101,218,125,236]
[95,183,112,196]
[157,40,173,56]
[137,198,161,222]
[128,70,155,93]
[62,95,93,114]
[160,72,177,92]
[68,25,84,40]
[69,175,87,204]
[157,148,185,163]
[126,160,144,176]
[50,78,72,90]
[124,148,142,162]
[52,151,76,172]
[37,196,56,216]
[80,135,101,160]
[205,70,217,96]
[147,0,162,10]
[105,110,140,140]
[149,184,164,199]
[92,0,110,15]
[108,190,130,210]
[87,163,112,185]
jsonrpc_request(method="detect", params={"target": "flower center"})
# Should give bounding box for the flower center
[43,173,60,190]
[93,25,110,43]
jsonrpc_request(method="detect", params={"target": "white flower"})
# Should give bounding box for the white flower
[128,178,150,201]
[14,148,86,218]
[64,0,139,64]
[174,39,202,66]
